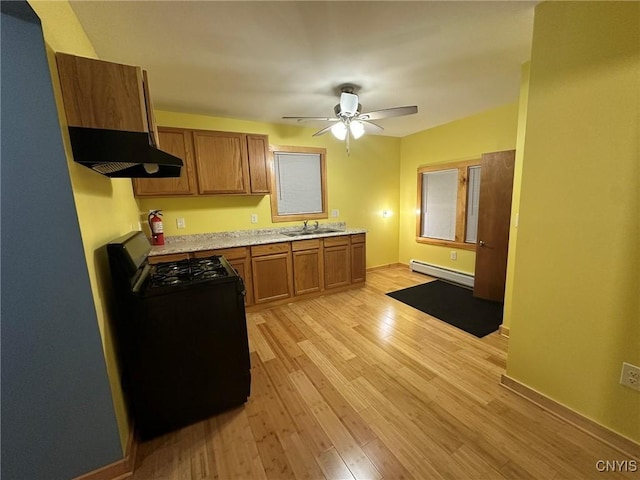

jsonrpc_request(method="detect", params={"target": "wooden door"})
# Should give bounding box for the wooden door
[324,237,351,289]
[192,131,249,194]
[133,128,197,196]
[246,134,270,194]
[293,249,322,295]
[55,53,148,133]
[473,150,516,301]
[251,245,293,303]
[350,234,366,284]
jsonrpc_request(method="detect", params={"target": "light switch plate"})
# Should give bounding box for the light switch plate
[331,209,339,218]
[176,217,185,229]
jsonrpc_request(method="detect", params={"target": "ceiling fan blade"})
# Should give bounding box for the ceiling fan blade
[282,116,338,123]
[360,120,384,133]
[359,105,418,121]
[312,124,335,137]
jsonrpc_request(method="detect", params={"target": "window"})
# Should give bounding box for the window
[416,159,480,250]
[270,145,328,222]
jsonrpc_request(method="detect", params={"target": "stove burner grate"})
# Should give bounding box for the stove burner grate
[148,255,228,289]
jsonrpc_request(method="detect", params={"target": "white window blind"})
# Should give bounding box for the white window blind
[274,152,322,215]
[465,166,481,243]
[421,169,458,241]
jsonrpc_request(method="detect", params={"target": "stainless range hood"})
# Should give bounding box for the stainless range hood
[68,126,183,178]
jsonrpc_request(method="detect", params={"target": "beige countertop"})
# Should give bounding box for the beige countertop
[149,222,366,256]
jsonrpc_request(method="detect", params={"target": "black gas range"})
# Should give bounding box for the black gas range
[107,231,251,440]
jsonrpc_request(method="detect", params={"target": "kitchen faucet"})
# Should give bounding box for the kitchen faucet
[302,220,319,231]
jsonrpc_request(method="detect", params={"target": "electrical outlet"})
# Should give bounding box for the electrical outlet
[450,251,457,260]
[331,209,339,218]
[176,217,185,229]
[250,213,258,224]
[620,362,640,391]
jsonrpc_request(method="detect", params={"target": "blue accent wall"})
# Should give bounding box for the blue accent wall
[1,3,123,478]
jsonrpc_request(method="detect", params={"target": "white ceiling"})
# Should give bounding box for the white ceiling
[69,1,536,138]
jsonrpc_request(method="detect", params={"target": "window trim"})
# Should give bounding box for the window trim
[269,144,328,223]
[416,158,480,251]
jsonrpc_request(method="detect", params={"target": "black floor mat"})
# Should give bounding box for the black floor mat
[386,280,503,338]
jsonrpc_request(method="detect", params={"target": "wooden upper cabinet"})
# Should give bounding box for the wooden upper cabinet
[133,127,197,196]
[142,71,160,147]
[192,130,270,195]
[192,131,249,194]
[246,134,270,194]
[55,53,154,137]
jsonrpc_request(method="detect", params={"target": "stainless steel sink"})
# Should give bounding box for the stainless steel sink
[282,228,342,237]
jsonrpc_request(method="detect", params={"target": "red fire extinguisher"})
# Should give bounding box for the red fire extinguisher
[148,210,164,246]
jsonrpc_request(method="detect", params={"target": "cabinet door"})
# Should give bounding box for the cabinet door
[293,249,322,295]
[350,240,366,284]
[229,257,254,306]
[192,131,249,194]
[324,245,351,289]
[56,53,149,134]
[141,70,160,147]
[192,247,253,305]
[252,253,293,303]
[246,134,270,194]
[133,128,197,196]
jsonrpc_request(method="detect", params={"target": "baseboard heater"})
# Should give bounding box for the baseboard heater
[409,259,474,288]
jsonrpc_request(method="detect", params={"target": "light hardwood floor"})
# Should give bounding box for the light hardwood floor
[132,266,636,479]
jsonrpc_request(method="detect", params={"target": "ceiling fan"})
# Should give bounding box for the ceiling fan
[283,85,418,154]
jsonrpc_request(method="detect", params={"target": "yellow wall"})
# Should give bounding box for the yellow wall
[140,111,402,268]
[398,103,519,273]
[506,1,639,442]
[502,62,530,330]
[29,0,138,452]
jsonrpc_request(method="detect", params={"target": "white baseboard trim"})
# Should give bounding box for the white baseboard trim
[409,259,474,287]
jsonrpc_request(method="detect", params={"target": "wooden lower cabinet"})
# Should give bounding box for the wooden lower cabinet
[149,234,365,308]
[323,236,351,289]
[191,247,253,306]
[292,239,322,295]
[251,243,293,304]
[350,234,366,284]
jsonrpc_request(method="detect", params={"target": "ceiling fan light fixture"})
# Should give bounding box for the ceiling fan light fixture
[340,92,359,116]
[350,120,365,139]
[331,122,347,140]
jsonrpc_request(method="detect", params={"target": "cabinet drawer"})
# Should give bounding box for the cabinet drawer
[351,233,366,244]
[291,239,321,252]
[323,235,349,247]
[251,242,291,257]
[148,252,190,264]
[192,247,248,260]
